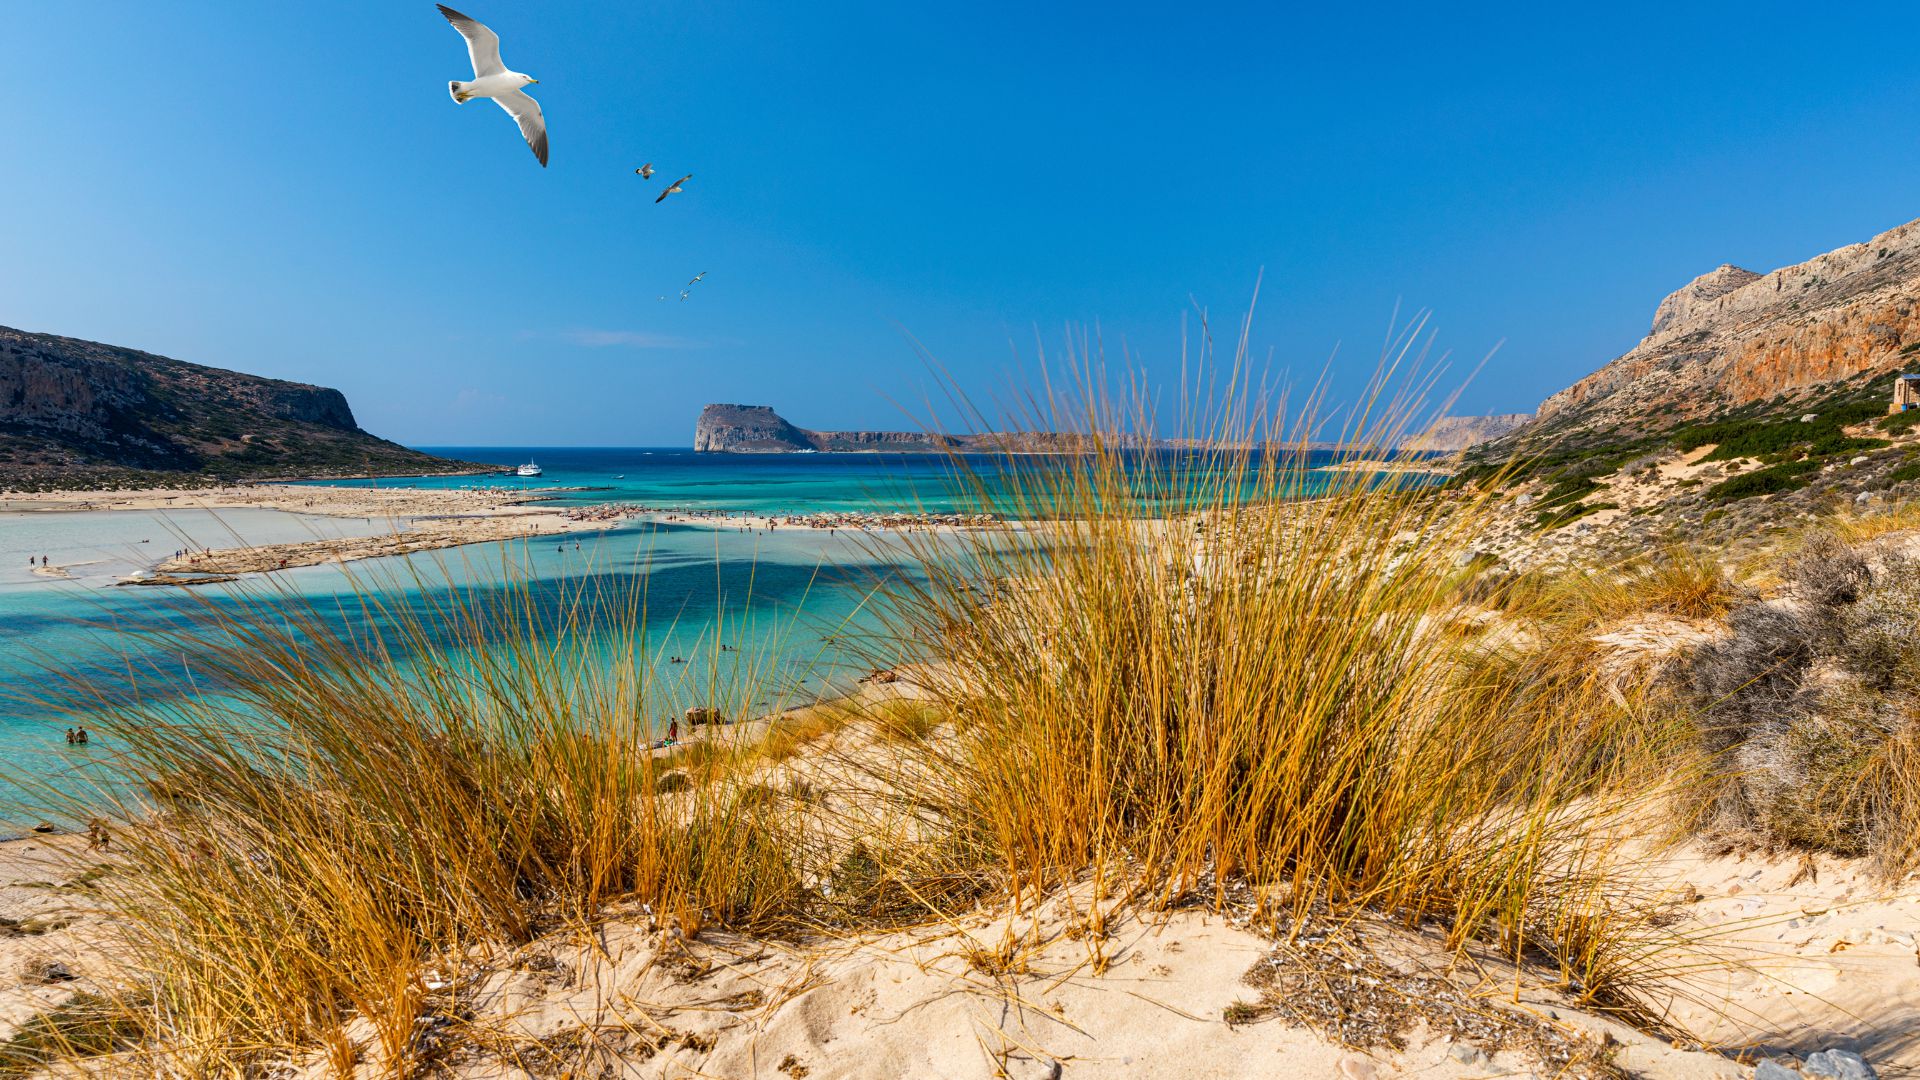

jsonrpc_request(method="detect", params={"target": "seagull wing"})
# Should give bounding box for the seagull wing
[655,175,691,203]
[437,5,506,77]
[494,89,548,166]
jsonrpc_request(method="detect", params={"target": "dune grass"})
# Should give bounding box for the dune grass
[27,554,821,1072]
[9,350,1710,1067]
[837,353,1691,1016]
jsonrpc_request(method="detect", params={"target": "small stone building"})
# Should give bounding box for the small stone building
[1893,374,1920,414]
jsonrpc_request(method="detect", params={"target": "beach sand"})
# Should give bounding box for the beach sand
[0,674,1913,1076]
[0,484,631,584]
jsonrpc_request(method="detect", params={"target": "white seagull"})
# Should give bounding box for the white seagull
[438,5,547,167]
[655,174,691,203]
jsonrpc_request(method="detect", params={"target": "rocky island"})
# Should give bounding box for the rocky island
[0,324,473,489]
[695,402,1529,455]
[692,403,1111,454]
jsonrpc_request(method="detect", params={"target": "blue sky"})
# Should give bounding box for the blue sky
[4,1,1920,446]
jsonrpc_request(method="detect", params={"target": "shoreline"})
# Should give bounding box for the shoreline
[1314,457,1457,476]
[0,484,1012,586]
[0,483,613,585]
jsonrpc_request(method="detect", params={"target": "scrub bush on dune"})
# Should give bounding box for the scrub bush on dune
[1683,532,1920,874]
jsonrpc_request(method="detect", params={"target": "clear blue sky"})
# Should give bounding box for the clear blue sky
[4,1,1919,446]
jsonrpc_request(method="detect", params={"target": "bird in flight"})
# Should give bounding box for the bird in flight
[679,290,692,301]
[437,5,547,167]
[636,163,655,179]
[688,272,707,286]
[655,174,692,203]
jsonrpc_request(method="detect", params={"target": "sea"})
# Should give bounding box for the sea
[0,446,1402,829]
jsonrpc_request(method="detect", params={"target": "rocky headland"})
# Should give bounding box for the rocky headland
[0,325,474,489]
[692,403,1109,454]
[697,403,1532,455]
[1491,215,1920,453]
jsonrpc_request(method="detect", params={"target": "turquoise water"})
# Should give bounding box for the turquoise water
[0,446,1429,829]
[319,446,1004,515]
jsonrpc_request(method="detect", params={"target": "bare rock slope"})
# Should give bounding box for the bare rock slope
[1401,413,1532,452]
[1523,216,1920,443]
[694,403,1100,454]
[0,325,467,488]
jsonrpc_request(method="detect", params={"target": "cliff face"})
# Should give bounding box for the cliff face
[695,404,1103,454]
[0,325,467,488]
[697,403,1530,455]
[1524,217,1920,443]
[1401,414,1533,453]
[692,404,819,452]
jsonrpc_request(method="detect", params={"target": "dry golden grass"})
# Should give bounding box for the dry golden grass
[845,349,1692,1016]
[27,558,818,1072]
[9,339,1715,1068]
[1824,499,1920,545]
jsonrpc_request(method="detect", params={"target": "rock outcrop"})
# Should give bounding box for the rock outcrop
[1401,414,1533,452]
[698,403,1535,455]
[692,404,818,453]
[0,325,468,488]
[694,404,1100,454]
[1521,216,1920,443]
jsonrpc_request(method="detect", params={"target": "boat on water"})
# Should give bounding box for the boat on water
[516,461,543,478]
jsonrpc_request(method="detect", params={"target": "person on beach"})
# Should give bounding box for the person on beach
[74,727,89,745]
[668,718,678,742]
[65,727,75,745]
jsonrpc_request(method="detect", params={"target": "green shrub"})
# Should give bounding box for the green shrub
[1880,409,1920,434]
[1704,459,1821,501]
[1534,501,1617,531]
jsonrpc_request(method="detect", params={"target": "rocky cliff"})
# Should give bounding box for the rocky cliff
[0,325,469,488]
[692,404,820,452]
[1518,216,1920,444]
[694,404,1101,454]
[697,403,1531,455]
[1401,413,1533,452]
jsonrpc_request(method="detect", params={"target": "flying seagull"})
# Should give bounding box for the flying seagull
[637,163,655,179]
[438,5,547,167]
[688,271,707,286]
[655,174,692,203]
[679,290,691,301]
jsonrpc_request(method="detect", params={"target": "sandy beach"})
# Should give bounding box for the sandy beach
[7,693,1911,1079]
[0,483,642,584]
[1314,457,1458,476]
[0,484,1018,586]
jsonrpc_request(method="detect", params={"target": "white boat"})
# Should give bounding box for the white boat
[516,461,543,477]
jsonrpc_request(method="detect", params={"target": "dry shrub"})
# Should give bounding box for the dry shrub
[1684,533,1920,875]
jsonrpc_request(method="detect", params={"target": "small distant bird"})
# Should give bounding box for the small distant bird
[655,174,692,203]
[438,5,547,167]
[688,271,707,286]
[636,163,655,179]
[679,290,691,301]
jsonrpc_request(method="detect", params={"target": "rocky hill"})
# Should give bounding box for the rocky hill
[1400,413,1532,452]
[694,404,1103,454]
[1510,216,1920,448]
[0,325,469,489]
